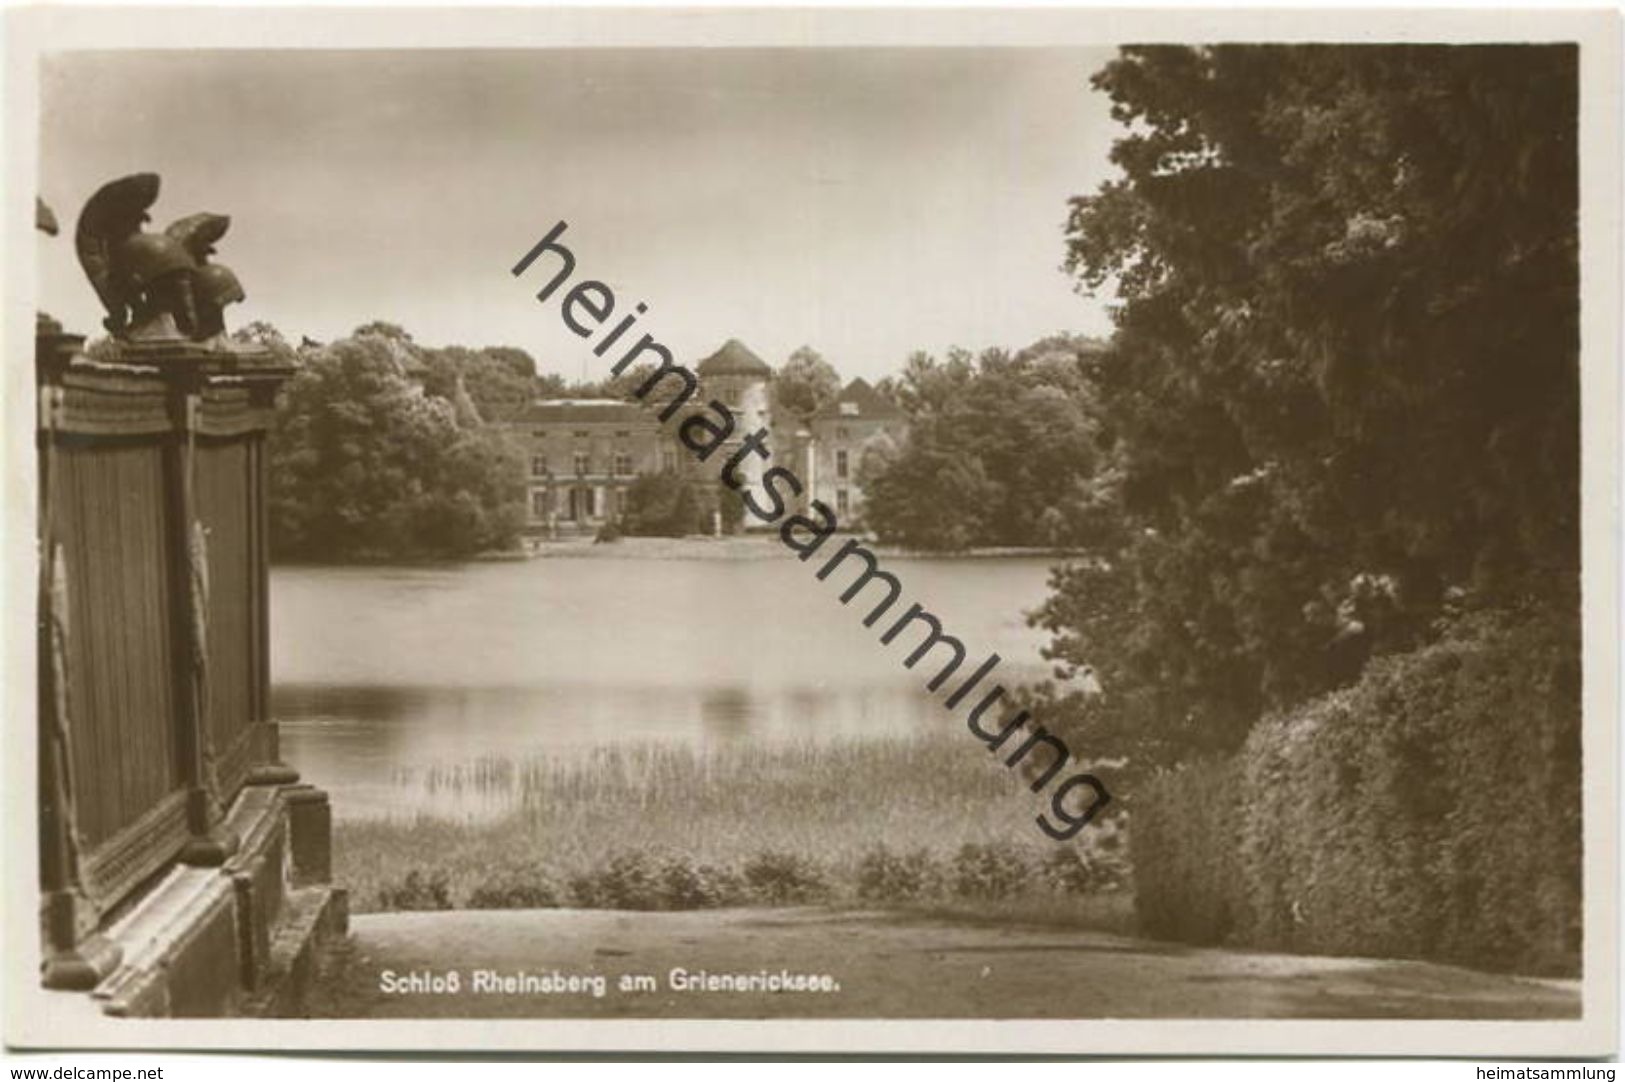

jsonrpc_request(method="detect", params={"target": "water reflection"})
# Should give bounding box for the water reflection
[698,685,754,741]
[273,553,1056,821]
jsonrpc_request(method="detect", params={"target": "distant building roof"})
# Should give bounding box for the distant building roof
[696,338,772,378]
[814,377,903,422]
[517,398,654,425]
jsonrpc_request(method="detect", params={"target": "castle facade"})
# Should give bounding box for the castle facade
[509,339,906,537]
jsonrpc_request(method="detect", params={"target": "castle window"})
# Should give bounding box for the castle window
[836,450,849,479]
[530,490,549,518]
[660,449,678,472]
[836,426,850,439]
[574,451,590,476]
[612,453,633,477]
[837,488,850,516]
[531,455,548,477]
[573,430,590,438]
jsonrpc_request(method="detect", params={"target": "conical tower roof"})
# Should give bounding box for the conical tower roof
[696,338,772,378]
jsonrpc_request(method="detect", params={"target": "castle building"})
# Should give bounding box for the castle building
[695,339,776,514]
[510,339,907,537]
[803,376,906,526]
[512,399,676,532]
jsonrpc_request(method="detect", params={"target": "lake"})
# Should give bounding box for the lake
[273,547,1059,821]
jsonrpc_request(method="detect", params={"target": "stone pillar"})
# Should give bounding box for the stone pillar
[244,370,300,788]
[39,175,344,1014]
[36,326,124,992]
[139,343,243,869]
[283,785,333,888]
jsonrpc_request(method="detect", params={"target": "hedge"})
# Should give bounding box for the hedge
[1131,610,1581,976]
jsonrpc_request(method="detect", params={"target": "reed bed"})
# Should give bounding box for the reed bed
[335,735,1130,923]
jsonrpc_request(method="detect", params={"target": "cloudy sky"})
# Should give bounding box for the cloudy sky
[40,48,1119,384]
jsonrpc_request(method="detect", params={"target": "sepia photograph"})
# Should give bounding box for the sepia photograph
[2,4,1619,1060]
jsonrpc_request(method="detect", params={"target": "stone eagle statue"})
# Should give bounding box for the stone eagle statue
[166,212,243,340]
[74,173,245,345]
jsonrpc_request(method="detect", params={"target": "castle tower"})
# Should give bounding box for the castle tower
[696,339,774,526]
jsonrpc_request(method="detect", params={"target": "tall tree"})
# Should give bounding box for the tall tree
[534,371,569,398]
[1037,45,1579,759]
[774,346,841,422]
[268,332,524,560]
[420,344,540,423]
[859,337,1107,551]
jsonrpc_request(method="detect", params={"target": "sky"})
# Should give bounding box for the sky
[39,48,1121,385]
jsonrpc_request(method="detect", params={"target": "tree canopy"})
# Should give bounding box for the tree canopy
[620,472,720,538]
[418,344,540,423]
[1033,44,1579,760]
[267,329,526,561]
[859,336,1109,551]
[774,346,842,422]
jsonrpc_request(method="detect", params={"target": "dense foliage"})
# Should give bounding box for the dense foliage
[1033,45,1579,759]
[859,336,1110,551]
[773,345,842,422]
[418,345,542,423]
[619,472,719,537]
[1131,609,1580,976]
[266,325,526,560]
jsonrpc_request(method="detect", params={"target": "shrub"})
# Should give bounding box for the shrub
[742,851,830,904]
[1416,610,1581,972]
[950,843,1030,900]
[1131,760,1245,944]
[1130,609,1581,975]
[376,869,453,911]
[466,864,561,909]
[621,474,715,537]
[594,521,622,544]
[1040,842,1128,896]
[856,846,944,902]
[659,857,747,909]
[569,851,666,909]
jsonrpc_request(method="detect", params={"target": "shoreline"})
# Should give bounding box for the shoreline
[529,535,1085,562]
[270,535,1085,567]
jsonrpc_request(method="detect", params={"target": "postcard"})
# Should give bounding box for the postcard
[3,4,1618,1058]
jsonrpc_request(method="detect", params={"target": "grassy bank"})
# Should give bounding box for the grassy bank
[335,736,1130,928]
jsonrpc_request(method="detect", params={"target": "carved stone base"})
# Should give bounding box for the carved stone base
[38,887,122,990]
[95,867,241,1018]
[284,785,333,888]
[224,784,288,991]
[178,827,240,867]
[245,761,300,786]
[118,337,277,374]
[241,885,349,1018]
[40,932,123,992]
[85,785,345,1018]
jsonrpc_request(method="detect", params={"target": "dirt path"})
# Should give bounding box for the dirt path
[305,906,1579,1019]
